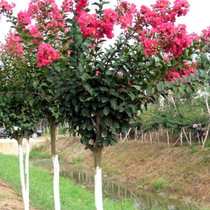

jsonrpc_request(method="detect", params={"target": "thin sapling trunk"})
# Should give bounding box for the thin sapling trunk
[50,120,61,210]
[18,138,29,210]
[93,113,103,210]
[93,147,103,210]
[25,138,30,210]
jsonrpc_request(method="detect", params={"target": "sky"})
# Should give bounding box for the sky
[0,0,210,43]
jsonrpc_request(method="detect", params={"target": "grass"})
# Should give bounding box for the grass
[72,156,85,164]
[151,179,171,192]
[189,148,198,154]
[29,145,52,159]
[139,175,150,186]
[0,153,134,210]
[204,140,210,148]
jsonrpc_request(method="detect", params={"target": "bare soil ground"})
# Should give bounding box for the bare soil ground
[53,136,210,208]
[0,180,37,210]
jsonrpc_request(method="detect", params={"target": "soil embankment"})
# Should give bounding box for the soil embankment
[0,180,37,210]
[45,136,210,208]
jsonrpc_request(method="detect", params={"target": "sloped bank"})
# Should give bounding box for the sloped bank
[43,136,210,208]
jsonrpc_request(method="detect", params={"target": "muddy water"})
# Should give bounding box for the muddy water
[30,160,198,210]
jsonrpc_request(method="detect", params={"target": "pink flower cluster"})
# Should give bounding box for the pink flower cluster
[37,43,60,67]
[3,32,24,57]
[77,11,99,37]
[28,24,43,44]
[165,62,197,82]
[0,0,15,18]
[17,10,31,28]
[77,8,118,39]
[61,0,74,13]
[136,0,192,58]
[75,0,88,16]
[28,0,65,34]
[201,26,210,44]
[116,0,137,29]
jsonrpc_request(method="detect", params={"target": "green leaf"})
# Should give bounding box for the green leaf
[102,130,108,137]
[125,108,132,118]
[80,73,89,81]
[146,87,153,96]
[81,108,90,117]
[110,100,117,110]
[106,70,114,76]
[84,84,94,95]
[110,140,117,146]
[101,97,109,103]
[87,124,92,131]
[103,106,110,116]
[132,85,141,91]
[104,118,112,127]
[102,141,109,146]
[99,87,108,92]
[128,92,135,101]
[113,122,120,129]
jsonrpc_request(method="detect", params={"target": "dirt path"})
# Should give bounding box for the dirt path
[0,180,36,210]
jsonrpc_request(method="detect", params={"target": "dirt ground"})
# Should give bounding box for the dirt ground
[0,180,37,210]
[0,180,25,210]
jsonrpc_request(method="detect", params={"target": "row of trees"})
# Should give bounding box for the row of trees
[0,0,209,209]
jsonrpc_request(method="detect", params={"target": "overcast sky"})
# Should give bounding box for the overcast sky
[1,0,210,43]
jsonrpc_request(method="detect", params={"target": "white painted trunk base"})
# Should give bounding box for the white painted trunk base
[53,155,61,210]
[25,140,30,210]
[94,166,103,210]
[19,144,29,210]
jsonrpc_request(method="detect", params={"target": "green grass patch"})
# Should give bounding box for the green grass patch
[204,140,210,148]
[151,179,171,192]
[29,145,51,159]
[72,156,85,164]
[189,148,198,154]
[0,153,134,210]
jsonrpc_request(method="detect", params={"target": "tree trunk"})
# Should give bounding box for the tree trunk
[202,125,210,149]
[93,147,103,210]
[166,131,170,146]
[50,120,61,210]
[18,138,28,210]
[93,112,103,210]
[25,138,30,210]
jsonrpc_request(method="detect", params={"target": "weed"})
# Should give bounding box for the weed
[72,156,85,164]
[139,175,150,186]
[109,168,122,175]
[155,152,161,158]
[151,179,170,192]
[204,140,210,148]
[191,142,199,147]
[189,148,198,154]
[58,151,66,160]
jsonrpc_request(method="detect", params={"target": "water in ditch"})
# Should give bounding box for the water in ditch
[30,160,199,210]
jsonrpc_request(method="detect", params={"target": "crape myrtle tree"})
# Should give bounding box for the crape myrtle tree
[0,28,44,209]
[2,0,209,210]
[59,0,209,209]
[0,94,41,210]
[0,1,67,209]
